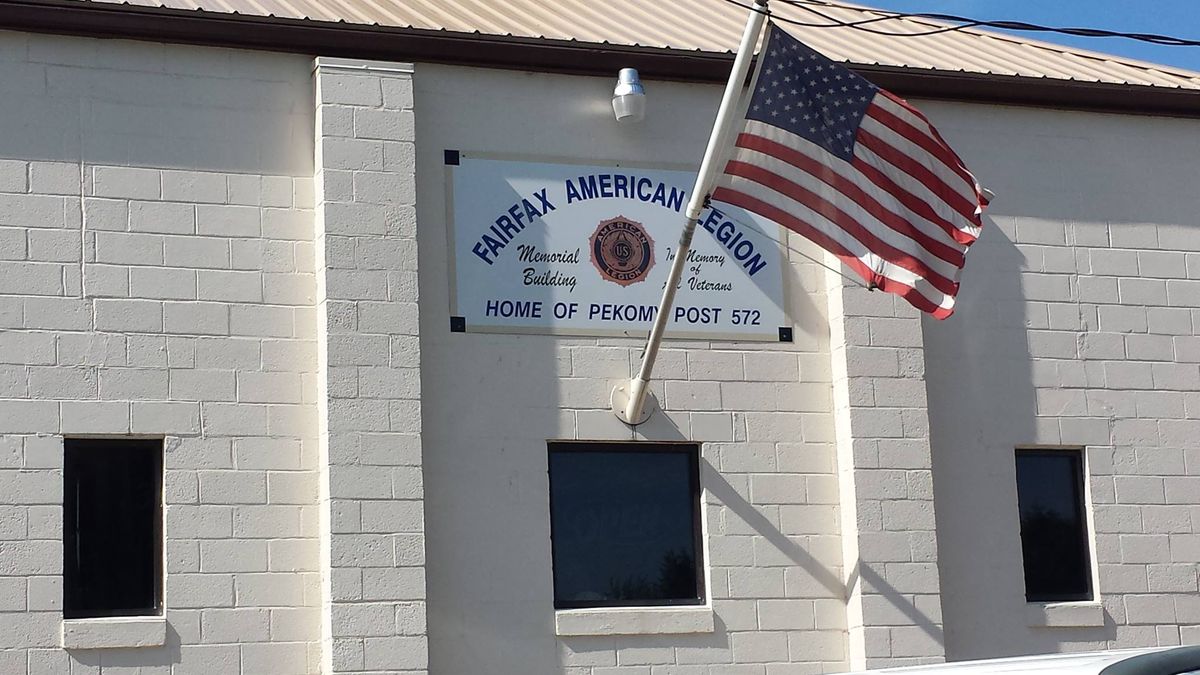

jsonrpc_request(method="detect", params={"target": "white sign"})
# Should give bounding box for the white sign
[447,155,788,340]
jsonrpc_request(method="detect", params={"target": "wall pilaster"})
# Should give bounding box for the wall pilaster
[313,58,427,675]
[827,265,945,669]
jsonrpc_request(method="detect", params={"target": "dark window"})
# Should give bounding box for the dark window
[64,438,163,619]
[548,442,704,609]
[1015,448,1092,602]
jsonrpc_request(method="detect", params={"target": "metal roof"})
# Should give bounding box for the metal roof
[65,0,1200,91]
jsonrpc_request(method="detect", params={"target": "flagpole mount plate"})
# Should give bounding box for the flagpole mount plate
[611,384,657,426]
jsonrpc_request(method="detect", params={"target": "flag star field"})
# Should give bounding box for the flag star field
[746,31,878,162]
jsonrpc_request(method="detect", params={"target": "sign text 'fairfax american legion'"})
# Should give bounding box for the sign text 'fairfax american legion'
[449,156,787,340]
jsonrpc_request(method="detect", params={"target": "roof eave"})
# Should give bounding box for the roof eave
[3,0,1200,118]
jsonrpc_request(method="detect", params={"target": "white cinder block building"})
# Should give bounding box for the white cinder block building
[0,1,1197,673]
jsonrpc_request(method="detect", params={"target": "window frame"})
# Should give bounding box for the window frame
[547,440,706,610]
[1014,445,1094,604]
[63,437,165,620]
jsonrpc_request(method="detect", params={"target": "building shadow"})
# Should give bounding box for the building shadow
[705,462,945,647]
[915,98,1200,659]
[704,463,845,597]
[922,216,1116,659]
[69,622,183,671]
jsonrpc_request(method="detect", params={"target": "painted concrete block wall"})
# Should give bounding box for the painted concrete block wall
[919,102,1200,660]
[2,23,1195,675]
[312,58,428,675]
[414,64,851,675]
[0,31,321,673]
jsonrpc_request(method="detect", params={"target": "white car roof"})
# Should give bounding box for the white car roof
[839,647,1200,675]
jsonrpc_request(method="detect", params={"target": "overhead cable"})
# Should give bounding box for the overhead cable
[719,0,1200,48]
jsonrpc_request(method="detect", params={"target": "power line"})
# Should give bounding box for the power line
[785,0,1200,45]
[719,0,1200,48]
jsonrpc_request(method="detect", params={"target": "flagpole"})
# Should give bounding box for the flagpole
[612,0,770,425]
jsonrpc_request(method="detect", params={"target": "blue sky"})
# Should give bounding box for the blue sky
[849,0,1200,72]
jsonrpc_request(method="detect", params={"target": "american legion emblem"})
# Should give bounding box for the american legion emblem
[589,216,655,287]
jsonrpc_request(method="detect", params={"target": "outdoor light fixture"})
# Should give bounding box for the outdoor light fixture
[612,68,646,122]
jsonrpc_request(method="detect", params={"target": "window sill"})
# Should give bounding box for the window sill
[1026,601,1104,628]
[61,616,167,649]
[555,606,715,636]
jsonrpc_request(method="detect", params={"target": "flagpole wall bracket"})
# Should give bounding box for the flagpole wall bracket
[611,382,656,426]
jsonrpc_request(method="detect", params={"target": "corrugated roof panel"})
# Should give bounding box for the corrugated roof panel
[1055,52,1142,83]
[62,0,1200,90]
[983,46,1093,80]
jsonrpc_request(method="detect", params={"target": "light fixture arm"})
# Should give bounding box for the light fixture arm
[612,0,770,425]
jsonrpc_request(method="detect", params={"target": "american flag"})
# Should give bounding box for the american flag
[712,24,987,319]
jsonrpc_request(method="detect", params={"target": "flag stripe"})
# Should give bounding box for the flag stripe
[723,156,964,284]
[877,90,979,185]
[865,102,976,196]
[730,133,967,266]
[740,121,978,247]
[856,125,980,223]
[715,181,948,304]
[861,111,977,211]
[850,149,980,245]
[716,170,960,297]
[714,186,955,317]
[722,166,961,294]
